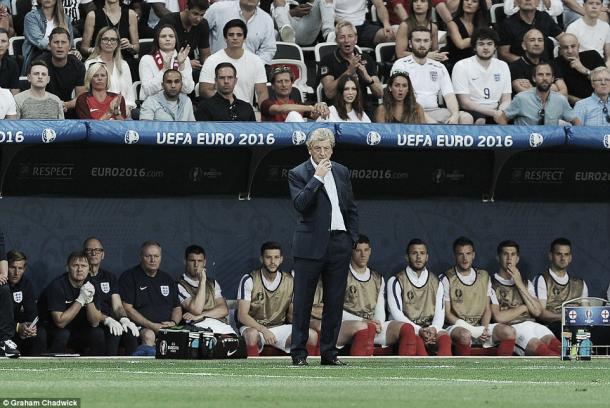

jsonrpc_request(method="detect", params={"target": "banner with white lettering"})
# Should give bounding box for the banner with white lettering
[335,124,567,149]
[495,148,610,200]
[251,148,493,198]
[0,120,87,144]
[3,145,249,196]
[565,126,610,150]
[87,121,330,147]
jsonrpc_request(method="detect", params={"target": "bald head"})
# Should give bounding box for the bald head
[522,29,544,57]
[559,33,580,59]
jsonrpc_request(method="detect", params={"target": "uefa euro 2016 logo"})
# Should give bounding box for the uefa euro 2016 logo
[292,131,306,145]
[366,131,381,145]
[604,134,610,149]
[529,132,543,148]
[124,130,140,144]
[41,128,56,143]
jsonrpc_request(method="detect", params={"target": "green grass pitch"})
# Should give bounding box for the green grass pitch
[1,357,610,408]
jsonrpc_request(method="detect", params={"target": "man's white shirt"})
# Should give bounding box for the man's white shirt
[452,56,512,108]
[311,158,347,232]
[391,56,455,109]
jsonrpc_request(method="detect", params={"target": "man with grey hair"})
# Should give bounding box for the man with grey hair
[288,127,359,366]
[119,241,182,348]
[574,67,610,125]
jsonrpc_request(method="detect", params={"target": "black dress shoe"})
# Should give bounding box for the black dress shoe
[320,357,347,366]
[292,357,309,366]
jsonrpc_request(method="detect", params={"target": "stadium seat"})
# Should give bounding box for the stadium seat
[375,41,396,82]
[316,82,324,103]
[73,37,82,52]
[17,75,28,91]
[314,42,337,66]
[490,3,506,25]
[271,58,313,97]
[370,4,378,22]
[138,38,154,57]
[8,35,24,57]
[9,36,25,71]
[274,41,305,64]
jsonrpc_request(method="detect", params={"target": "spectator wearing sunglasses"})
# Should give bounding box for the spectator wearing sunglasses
[261,65,329,122]
[574,67,610,125]
[496,63,580,125]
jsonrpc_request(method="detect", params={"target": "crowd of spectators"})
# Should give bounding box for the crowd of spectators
[1,0,610,125]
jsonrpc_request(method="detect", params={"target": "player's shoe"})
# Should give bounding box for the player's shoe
[0,339,21,358]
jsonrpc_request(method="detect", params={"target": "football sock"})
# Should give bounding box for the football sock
[397,324,416,356]
[455,342,471,356]
[548,338,561,355]
[534,343,553,356]
[350,328,373,356]
[366,322,377,355]
[246,345,259,357]
[496,339,516,356]
[436,333,452,356]
[415,336,428,356]
[306,344,319,356]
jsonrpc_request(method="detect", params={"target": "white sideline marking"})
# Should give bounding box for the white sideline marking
[2,368,606,385]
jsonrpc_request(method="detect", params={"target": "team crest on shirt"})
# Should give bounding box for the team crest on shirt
[160,285,170,297]
[320,66,329,76]
[100,282,110,294]
[494,74,501,82]
[430,71,438,82]
[406,290,415,301]
[255,292,264,301]
[552,287,561,296]
[13,291,23,303]
[454,288,463,303]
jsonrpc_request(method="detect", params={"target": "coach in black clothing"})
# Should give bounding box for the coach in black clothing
[289,128,359,366]
[8,250,46,356]
[119,241,181,345]
[195,62,255,121]
[85,237,139,356]
[38,251,103,355]
[0,230,20,357]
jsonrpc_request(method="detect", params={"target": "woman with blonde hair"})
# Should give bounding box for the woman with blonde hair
[75,61,126,120]
[22,0,73,74]
[374,71,425,124]
[80,0,139,75]
[85,26,135,115]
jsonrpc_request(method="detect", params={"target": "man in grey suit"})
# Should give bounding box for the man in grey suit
[288,127,359,366]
